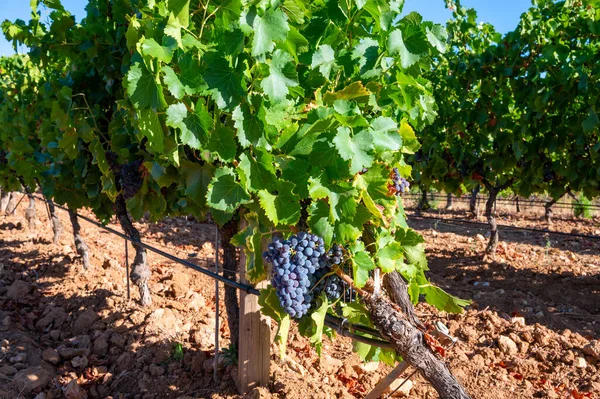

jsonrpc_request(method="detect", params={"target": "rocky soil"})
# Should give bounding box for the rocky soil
[0,196,598,399]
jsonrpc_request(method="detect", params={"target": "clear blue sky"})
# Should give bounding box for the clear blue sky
[0,0,532,56]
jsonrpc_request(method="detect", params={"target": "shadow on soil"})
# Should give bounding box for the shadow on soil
[408,214,600,256]
[0,235,238,399]
[424,245,600,339]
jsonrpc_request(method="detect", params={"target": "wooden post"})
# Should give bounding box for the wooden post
[365,361,410,399]
[237,227,270,394]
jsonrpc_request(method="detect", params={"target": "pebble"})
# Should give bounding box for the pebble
[42,348,60,365]
[498,335,518,355]
[575,357,587,369]
[71,355,89,368]
[583,340,600,360]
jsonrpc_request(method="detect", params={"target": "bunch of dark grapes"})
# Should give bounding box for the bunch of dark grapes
[323,275,344,301]
[120,160,144,200]
[320,243,344,268]
[263,232,327,318]
[390,167,410,196]
[0,151,7,165]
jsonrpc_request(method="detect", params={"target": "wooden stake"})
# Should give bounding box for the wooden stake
[364,361,410,399]
[237,221,270,394]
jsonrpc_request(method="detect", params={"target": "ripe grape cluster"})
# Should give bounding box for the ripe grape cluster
[390,167,410,196]
[263,232,327,318]
[120,160,144,200]
[264,234,354,318]
[323,275,344,300]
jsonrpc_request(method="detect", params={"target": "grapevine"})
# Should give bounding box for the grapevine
[0,0,478,397]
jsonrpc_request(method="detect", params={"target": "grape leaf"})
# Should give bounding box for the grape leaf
[207,126,237,162]
[261,49,298,101]
[138,108,164,153]
[311,45,336,79]
[333,127,374,174]
[206,167,252,212]
[127,63,167,109]
[258,286,291,359]
[352,250,375,288]
[258,181,301,226]
[204,57,244,110]
[248,7,289,56]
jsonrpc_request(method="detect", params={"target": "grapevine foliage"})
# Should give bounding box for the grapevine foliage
[410,0,600,202]
[0,0,471,363]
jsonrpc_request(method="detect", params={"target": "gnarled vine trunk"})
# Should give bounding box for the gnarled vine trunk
[383,271,423,329]
[25,194,36,230]
[417,185,430,214]
[115,195,151,306]
[445,193,453,210]
[544,197,558,225]
[47,200,63,244]
[68,209,91,270]
[469,185,480,216]
[515,196,520,213]
[484,189,499,256]
[365,294,471,399]
[218,218,240,349]
[6,192,17,216]
[0,190,10,214]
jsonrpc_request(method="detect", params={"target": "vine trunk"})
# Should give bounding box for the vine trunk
[217,218,240,350]
[484,189,499,256]
[115,195,151,306]
[365,294,472,399]
[47,199,63,244]
[68,209,91,270]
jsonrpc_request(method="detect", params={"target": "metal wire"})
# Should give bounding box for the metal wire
[408,213,600,241]
[38,196,390,346]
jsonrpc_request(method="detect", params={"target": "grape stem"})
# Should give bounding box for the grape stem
[334,269,370,298]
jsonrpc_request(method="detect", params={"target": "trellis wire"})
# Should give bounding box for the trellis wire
[408,213,600,241]
[37,196,390,348]
[403,193,600,209]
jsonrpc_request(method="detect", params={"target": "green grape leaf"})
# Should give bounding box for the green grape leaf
[140,38,173,62]
[399,122,419,154]
[181,161,213,208]
[238,150,277,192]
[352,251,375,288]
[166,0,190,27]
[333,127,374,174]
[425,24,448,53]
[205,57,244,110]
[162,66,185,99]
[206,167,252,212]
[311,45,336,79]
[207,126,237,162]
[248,7,289,56]
[258,286,291,359]
[258,181,301,226]
[377,242,404,273]
[309,294,328,355]
[127,63,167,109]
[388,26,428,69]
[307,200,334,247]
[138,108,164,153]
[261,49,298,101]
[232,102,267,148]
[369,117,401,152]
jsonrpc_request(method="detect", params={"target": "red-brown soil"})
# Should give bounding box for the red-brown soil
[0,197,598,399]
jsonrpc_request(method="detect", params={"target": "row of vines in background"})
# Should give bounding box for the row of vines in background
[1,0,473,398]
[411,0,600,255]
